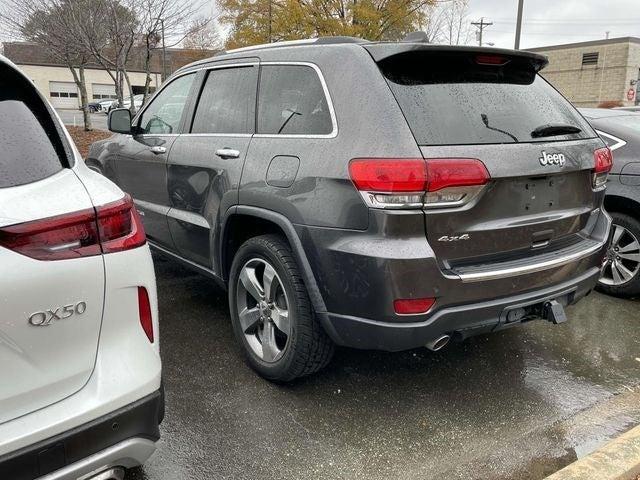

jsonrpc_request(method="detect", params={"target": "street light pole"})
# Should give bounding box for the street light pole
[160,18,167,82]
[514,0,524,50]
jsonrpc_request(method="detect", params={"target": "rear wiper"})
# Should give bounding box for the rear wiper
[531,123,582,138]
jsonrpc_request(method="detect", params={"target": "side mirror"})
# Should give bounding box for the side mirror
[108,108,132,134]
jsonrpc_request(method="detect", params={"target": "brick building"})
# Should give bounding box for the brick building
[1,42,217,109]
[528,37,640,108]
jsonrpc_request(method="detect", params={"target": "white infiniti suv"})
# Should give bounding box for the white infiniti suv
[0,57,162,480]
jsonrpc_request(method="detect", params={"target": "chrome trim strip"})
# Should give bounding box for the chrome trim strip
[452,241,606,283]
[179,133,253,138]
[596,130,627,151]
[166,208,210,228]
[133,198,169,216]
[41,438,155,480]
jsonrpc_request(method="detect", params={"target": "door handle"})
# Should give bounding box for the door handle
[215,148,240,159]
[150,146,167,155]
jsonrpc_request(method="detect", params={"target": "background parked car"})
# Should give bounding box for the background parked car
[614,106,640,113]
[0,56,163,480]
[108,94,144,113]
[581,108,640,297]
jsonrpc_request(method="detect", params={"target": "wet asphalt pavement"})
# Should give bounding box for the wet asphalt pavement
[126,254,640,480]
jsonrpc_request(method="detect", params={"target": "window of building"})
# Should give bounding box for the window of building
[191,66,257,134]
[257,65,333,135]
[582,52,599,66]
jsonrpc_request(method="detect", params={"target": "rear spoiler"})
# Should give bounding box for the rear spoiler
[363,43,549,73]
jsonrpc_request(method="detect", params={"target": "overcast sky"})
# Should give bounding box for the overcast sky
[466,0,640,49]
[1,0,639,49]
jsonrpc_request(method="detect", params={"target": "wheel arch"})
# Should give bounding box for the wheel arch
[604,194,640,219]
[220,206,339,340]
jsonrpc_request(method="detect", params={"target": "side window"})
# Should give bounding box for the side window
[138,73,195,135]
[1,65,67,188]
[257,65,333,135]
[191,66,257,134]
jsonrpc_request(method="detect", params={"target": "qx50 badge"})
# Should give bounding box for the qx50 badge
[28,301,87,326]
[539,151,566,167]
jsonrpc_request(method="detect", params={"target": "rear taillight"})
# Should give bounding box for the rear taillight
[349,158,490,209]
[593,147,613,188]
[97,195,146,253]
[137,286,154,343]
[0,194,146,260]
[424,159,490,207]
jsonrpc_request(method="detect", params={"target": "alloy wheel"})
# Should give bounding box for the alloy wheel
[600,224,640,286]
[236,258,291,363]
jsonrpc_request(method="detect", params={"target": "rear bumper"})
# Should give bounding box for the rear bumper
[297,208,611,350]
[326,267,601,351]
[0,389,163,480]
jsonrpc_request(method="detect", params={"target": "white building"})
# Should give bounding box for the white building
[2,42,215,109]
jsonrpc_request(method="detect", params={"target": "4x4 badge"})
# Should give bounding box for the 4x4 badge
[438,234,470,242]
[539,151,566,167]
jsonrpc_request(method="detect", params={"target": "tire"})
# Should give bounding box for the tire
[228,234,334,381]
[596,212,640,298]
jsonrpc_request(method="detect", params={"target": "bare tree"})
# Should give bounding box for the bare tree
[0,0,96,130]
[66,0,139,110]
[135,0,204,104]
[418,0,473,45]
[183,16,222,51]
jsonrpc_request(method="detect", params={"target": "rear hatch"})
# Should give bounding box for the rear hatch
[368,45,605,269]
[0,62,105,424]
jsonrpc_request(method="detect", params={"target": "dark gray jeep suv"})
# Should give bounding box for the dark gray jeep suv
[89,37,612,381]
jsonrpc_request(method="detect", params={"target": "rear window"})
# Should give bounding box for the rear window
[379,52,594,146]
[0,64,67,188]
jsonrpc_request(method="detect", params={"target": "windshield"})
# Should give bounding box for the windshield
[379,52,595,146]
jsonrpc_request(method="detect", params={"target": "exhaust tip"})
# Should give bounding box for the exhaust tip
[426,334,451,352]
[85,467,125,480]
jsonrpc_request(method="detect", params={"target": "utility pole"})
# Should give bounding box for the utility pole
[268,0,272,43]
[514,0,524,49]
[471,17,493,47]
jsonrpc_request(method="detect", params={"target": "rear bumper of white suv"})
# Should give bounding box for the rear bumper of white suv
[0,389,163,480]
[0,245,162,479]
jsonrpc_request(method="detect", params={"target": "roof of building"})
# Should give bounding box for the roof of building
[1,41,218,75]
[528,36,640,52]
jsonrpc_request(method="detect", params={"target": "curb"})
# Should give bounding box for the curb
[545,424,640,480]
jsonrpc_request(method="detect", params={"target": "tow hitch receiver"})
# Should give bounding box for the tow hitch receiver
[543,300,567,324]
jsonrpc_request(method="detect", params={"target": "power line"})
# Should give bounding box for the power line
[471,17,493,47]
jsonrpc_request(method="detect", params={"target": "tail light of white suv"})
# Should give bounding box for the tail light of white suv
[349,157,490,209]
[0,194,145,260]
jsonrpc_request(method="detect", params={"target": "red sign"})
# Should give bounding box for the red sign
[628,88,636,101]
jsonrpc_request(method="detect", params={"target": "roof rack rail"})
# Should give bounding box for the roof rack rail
[215,36,369,57]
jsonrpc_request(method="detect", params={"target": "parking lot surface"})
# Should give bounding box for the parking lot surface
[127,255,640,480]
[56,109,108,130]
